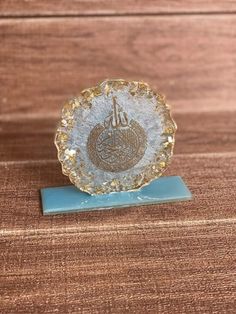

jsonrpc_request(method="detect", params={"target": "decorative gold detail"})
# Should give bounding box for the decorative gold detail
[55,79,177,195]
[87,97,147,172]
[92,86,102,97]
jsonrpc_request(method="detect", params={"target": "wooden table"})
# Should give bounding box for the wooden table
[0,1,236,313]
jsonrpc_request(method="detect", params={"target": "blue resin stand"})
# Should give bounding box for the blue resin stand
[41,176,192,215]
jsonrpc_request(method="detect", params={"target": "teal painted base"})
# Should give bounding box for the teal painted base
[41,176,192,215]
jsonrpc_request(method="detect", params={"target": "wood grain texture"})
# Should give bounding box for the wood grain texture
[1,111,236,161]
[1,3,236,312]
[1,0,236,16]
[1,223,235,313]
[0,153,236,231]
[0,15,236,116]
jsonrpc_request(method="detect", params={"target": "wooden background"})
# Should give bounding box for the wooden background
[0,1,236,313]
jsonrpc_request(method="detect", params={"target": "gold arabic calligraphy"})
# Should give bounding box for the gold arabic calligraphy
[87,97,147,172]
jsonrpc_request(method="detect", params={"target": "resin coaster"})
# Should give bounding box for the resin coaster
[55,79,177,195]
[42,79,192,215]
[41,176,192,215]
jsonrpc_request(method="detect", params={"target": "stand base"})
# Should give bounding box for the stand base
[41,176,192,215]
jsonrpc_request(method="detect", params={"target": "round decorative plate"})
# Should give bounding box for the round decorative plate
[55,79,177,195]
